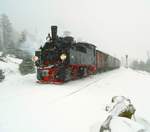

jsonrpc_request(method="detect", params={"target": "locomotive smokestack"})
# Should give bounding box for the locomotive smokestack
[51,26,57,41]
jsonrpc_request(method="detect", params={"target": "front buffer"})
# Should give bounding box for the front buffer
[36,64,96,84]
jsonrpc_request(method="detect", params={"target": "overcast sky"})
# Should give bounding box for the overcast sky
[1,0,150,61]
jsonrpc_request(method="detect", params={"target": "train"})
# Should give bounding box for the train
[33,26,120,84]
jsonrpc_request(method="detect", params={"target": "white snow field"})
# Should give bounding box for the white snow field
[0,58,150,132]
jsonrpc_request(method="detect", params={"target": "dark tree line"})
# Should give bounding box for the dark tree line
[130,57,150,73]
[0,14,35,75]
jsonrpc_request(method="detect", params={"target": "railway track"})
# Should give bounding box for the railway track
[48,77,101,104]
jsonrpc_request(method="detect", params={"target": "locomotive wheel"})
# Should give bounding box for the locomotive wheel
[87,67,92,75]
[65,68,71,81]
[78,67,85,78]
[83,67,88,77]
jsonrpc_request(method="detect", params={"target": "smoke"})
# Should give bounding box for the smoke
[20,32,43,55]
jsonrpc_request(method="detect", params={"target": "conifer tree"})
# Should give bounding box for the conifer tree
[19,57,35,75]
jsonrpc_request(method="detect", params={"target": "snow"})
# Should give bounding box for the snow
[0,56,22,76]
[0,58,150,132]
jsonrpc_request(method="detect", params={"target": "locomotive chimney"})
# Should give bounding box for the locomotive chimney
[51,26,57,41]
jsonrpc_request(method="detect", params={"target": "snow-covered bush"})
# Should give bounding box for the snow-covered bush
[19,57,35,75]
[0,69,5,82]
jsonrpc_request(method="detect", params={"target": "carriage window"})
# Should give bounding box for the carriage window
[76,46,87,53]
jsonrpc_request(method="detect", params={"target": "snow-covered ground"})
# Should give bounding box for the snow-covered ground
[0,57,150,132]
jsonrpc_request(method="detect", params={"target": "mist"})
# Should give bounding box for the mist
[1,0,150,60]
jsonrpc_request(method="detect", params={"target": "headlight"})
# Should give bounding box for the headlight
[60,54,67,61]
[32,56,39,62]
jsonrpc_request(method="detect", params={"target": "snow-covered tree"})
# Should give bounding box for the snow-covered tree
[0,14,14,55]
[131,60,139,69]
[19,57,35,75]
[19,31,26,43]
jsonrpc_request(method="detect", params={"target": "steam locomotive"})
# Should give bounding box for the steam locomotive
[33,26,120,84]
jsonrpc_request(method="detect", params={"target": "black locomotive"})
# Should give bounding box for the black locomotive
[33,26,120,84]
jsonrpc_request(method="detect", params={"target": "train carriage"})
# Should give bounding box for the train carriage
[96,50,108,72]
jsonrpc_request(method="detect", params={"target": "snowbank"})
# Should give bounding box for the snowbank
[0,55,22,76]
